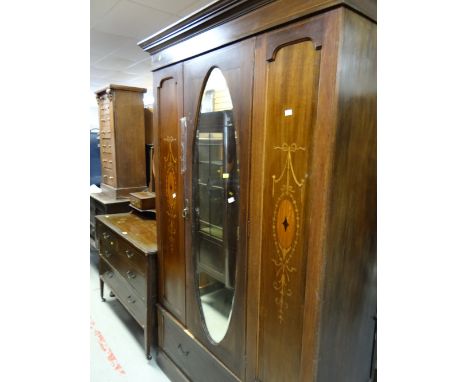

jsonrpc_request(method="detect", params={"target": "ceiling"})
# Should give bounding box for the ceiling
[90,0,214,129]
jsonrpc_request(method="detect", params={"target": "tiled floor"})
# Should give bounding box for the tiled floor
[90,249,170,382]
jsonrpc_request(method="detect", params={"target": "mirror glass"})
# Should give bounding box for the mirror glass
[193,68,238,343]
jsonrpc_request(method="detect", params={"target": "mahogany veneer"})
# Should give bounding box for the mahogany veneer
[139,1,376,380]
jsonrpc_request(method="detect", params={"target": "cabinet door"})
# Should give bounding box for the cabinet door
[154,63,186,324]
[183,39,254,378]
[249,16,328,382]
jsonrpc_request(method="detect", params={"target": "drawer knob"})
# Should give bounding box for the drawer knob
[125,250,134,258]
[177,343,190,357]
[126,270,136,279]
[127,295,136,304]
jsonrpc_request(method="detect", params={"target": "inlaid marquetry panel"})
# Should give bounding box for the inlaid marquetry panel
[156,70,186,324]
[258,37,321,382]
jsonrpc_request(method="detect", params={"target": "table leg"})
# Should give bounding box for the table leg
[145,324,153,360]
[100,279,106,302]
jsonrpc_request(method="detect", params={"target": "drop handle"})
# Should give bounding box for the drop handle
[125,249,134,259]
[103,232,110,240]
[127,295,136,304]
[126,270,136,279]
[177,343,189,357]
[104,250,112,258]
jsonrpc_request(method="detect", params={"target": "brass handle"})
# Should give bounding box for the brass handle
[126,270,136,279]
[125,249,134,258]
[177,343,189,357]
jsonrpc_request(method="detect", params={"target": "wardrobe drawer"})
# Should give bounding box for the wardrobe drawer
[158,307,239,382]
[101,260,146,327]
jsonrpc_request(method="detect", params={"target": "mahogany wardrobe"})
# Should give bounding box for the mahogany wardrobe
[139,0,377,381]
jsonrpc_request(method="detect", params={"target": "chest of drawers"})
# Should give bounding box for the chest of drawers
[95,212,157,359]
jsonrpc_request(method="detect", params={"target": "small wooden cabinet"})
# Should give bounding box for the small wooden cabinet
[96,212,157,360]
[95,84,148,198]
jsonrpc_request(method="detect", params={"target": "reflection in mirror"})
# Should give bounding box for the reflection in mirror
[193,68,238,343]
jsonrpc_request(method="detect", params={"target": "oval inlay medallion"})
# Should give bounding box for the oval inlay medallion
[275,196,297,252]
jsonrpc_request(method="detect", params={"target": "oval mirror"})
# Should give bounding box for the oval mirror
[193,68,238,343]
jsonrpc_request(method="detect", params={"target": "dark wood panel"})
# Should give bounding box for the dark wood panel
[156,350,191,382]
[139,0,376,70]
[183,39,254,379]
[297,10,342,382]
[113,90,147,189]
[256,19,323,382]
[316,8,377,382]
[245,29,269,382]
[144,107,154,145]
[158,307,240,382]
[154,64,186,324]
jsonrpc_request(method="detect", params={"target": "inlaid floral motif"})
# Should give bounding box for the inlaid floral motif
[271,143,306,323]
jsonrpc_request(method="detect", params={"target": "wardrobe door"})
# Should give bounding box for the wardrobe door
[183,39,254,378]
[154,64,186,324]
[249,17,328,382]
